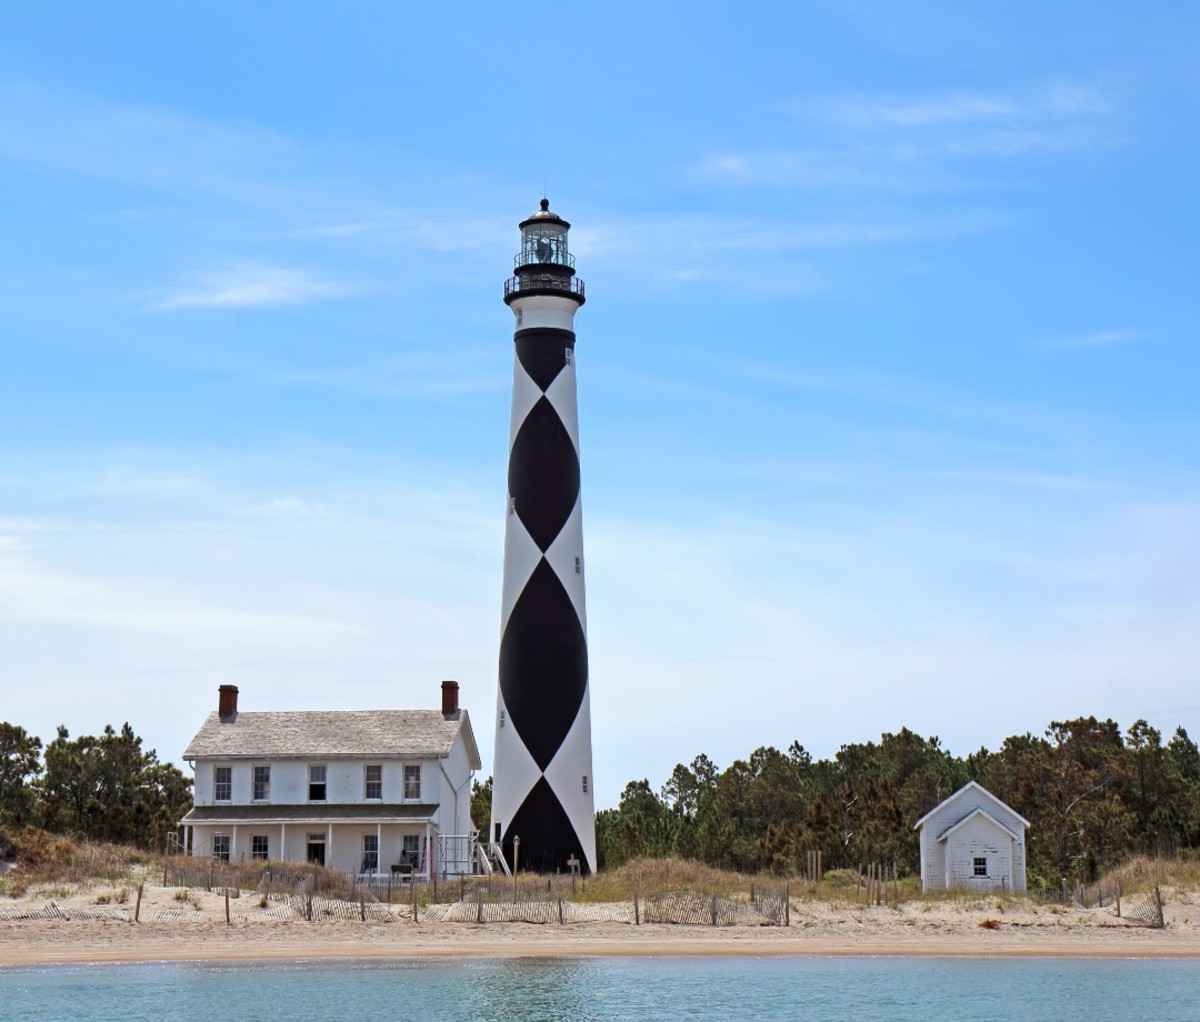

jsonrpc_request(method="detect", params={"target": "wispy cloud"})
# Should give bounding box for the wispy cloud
[1042,328,1148,350]
[274,349,508,398]
[580,213,999,256]
[0,83,306,204]
[813,84,1108,130]
[693,83,1117,189]
[151,262,356,310]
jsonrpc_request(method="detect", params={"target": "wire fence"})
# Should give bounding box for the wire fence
[145,856,1172,929]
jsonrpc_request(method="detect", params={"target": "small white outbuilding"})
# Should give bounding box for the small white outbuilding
[914,781,1029,893]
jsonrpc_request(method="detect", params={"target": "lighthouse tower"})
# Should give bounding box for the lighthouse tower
[491,199,595,874]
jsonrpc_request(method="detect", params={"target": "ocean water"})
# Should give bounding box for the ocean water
[1,955,1197,1022]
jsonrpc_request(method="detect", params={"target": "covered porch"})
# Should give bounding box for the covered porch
[181,803,440,879]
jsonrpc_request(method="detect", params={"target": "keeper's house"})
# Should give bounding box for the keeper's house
[914,781,1029,893]
[180,682,481,878]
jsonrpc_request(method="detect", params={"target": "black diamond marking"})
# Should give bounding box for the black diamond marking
[503,775,589,875]
[516,329,575,392]
[499,558,588,772]
[508,397,579,552]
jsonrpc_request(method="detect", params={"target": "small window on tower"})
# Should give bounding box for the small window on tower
[574,556,581,574]
[507,496,515,516]
[582,775,588,794]
[499,710,506,729]
[565,348,573,364]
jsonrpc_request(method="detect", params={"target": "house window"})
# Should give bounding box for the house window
[974,857,988,877]
[253,765,270,801]
[402,834,420,867]
[362,834,379,873]
[365,764,382,800]
[404,764,421,800]
[213,835,230,862]
[309,764,327,801]
[213,766,231,802]
[251,835,269,861]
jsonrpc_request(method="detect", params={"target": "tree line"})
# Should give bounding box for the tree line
[594,717,1200,886]
[0,721,192,850]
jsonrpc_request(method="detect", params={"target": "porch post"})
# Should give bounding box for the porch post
[232,823,238,862]
[280,823,286,862]
[327,822,333,869]
[376,822,382,876]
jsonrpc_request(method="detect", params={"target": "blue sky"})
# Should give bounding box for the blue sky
[2,2,1198,809]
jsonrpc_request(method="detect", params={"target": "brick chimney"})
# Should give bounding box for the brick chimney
[218,685,239,720]
[441,679,460,718]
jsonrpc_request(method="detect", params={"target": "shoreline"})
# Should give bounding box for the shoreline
[5,920,1200,966]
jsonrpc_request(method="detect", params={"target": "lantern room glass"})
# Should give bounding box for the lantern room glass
[520,222,570,267]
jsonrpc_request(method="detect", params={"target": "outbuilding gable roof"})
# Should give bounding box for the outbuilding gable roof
[183,709,481,768]
[935,806,1023,843]
[913,780,1030,831]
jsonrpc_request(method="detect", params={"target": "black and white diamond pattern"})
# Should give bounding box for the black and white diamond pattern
[493,325,595,873]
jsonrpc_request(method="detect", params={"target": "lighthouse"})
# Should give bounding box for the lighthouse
[491,199,596,874]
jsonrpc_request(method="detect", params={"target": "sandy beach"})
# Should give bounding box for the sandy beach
[3,881,1200,965]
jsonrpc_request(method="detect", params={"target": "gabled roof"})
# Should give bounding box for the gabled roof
[936,806,1023,843]
[183,709,481,768]
[913,780,1030,831]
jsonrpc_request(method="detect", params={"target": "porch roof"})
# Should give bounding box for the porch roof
[181,803,439,826]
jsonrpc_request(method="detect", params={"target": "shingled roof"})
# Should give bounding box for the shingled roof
[183,709,480,766]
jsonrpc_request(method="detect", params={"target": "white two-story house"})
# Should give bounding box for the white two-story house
[180,682,481,878]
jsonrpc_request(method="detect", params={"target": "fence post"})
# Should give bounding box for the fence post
[134,883,143,923]
[1154,885,1164,928]
[634,893,640,926]
[558,896,564,925]
[710,895,718,926]
[225,889,231,926]
[1116,881,1121,919]
[477,885,484,924]
[360,892,366,922]
[784,882,790,927]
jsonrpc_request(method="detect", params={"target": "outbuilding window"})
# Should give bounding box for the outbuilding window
[974,856,988,877]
